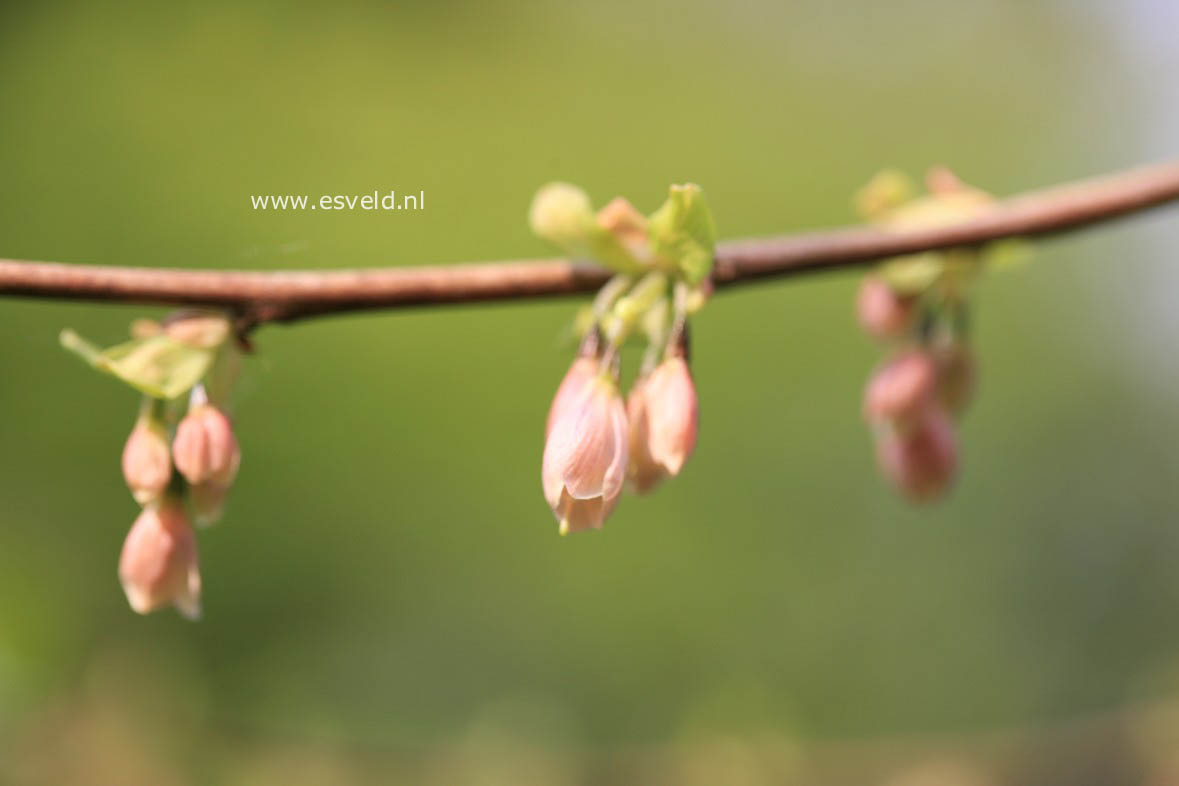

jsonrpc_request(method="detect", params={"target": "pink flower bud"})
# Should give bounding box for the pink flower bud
[172,404,240,487]
[627,357,699,493]
[875,406,958,502]
[856,276,916,339]
[121,415,172,505]
[863,350,937,427]
[542,374,628,534]
[933,341,976,415]
[626,376,662,494]
[118,499,201,618]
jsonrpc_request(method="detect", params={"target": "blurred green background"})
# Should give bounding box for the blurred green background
[2,1,1178,783]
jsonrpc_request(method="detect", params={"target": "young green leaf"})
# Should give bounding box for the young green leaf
[647,184,716,286]
[61,330,214,399]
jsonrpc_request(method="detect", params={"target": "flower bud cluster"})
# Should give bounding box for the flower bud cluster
[861,343,968,502]
[855,168,989,502]
[542,325,699,534]
[116,313,241,618]
[533,184,713,534]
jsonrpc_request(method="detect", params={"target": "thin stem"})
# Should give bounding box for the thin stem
[592,273,634,317]
[603,271,669,348]
[0,161,1176,333]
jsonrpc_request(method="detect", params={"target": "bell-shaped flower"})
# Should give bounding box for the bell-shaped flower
[173,402,240,488]
[118,498,201,619]
[542,370,628,534]
[863,349,937,428]
[121,413,172,505]
[856,276,916,340]
[627,356,699,493]
[874,405,958,502]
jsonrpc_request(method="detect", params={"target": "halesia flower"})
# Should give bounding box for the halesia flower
[863,349,937,428]
[542,371,628,534]
[121,413,172,505]
[875,405,959,502]
[173,402,240,488]
[627,357,699,493]
[118,498,201,619]
[856,276,916,339]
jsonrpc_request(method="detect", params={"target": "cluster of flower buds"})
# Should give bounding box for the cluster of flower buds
[543,324,698,533]
[532,183,713,534]
[112,313,241,618]
[855,168,997,502]
[861,341,968,501]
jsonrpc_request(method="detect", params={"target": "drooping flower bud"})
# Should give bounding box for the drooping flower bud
[121,409,172,505]
[627,356,699,493]
[172,398,240,488]
[542,371,628,534]
[874,406,958,502]
[856,276,917,339]
[933,341,977,416]
[626,375,662,494]
[118,498,201,619]
[863,350,937,427]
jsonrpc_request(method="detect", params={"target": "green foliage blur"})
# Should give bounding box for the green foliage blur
[1,1,1177,783]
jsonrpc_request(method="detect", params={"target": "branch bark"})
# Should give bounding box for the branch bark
[1,160,1177,330]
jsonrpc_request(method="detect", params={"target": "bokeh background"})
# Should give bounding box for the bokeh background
[2,1,1178,783]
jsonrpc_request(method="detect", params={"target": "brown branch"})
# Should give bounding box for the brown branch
[2,160,1177,331]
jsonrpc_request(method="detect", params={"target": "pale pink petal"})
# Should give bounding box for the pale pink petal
[646,359,698,477]
[600,393,629,504]
[545,357,597,438]
[557,490,606,534]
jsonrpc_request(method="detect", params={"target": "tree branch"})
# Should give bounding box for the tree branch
[2,161,1177,331]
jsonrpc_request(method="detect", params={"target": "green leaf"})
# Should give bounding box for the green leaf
[647,184,716,285]
[61,330,214,399]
